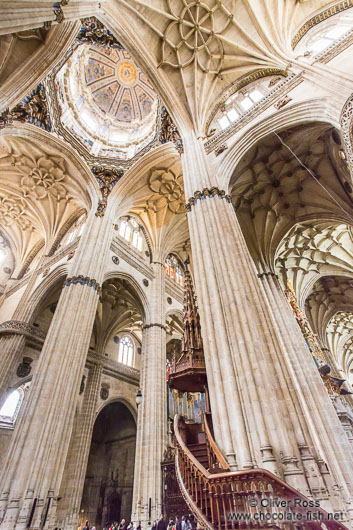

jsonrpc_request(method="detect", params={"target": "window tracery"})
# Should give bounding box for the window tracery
[117,217,144,252]
[294,11,353,57]
[210,77,279,134]
[165,254,184,286]
[117,335,134,366]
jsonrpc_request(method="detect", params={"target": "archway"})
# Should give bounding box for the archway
[80,402,136,530]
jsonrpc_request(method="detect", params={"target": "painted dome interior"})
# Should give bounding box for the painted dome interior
[54,45,159,160]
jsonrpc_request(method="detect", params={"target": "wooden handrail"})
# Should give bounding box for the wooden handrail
[174,415,349,530]
[203,412,229,471]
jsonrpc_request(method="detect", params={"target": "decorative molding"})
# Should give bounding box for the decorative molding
[340,93,353,172]
[111,238,155,280]
[142,323,167,331]
[214,144,228,156]
[315,27,353,63]
[274,95,292,110]
[92,166,124,217]
[205,68,288,134]
[292,1,353,49]
[186,187,231,211]
[64,275,101,292]
[5,240,79,299]
[87,350,140,383]
[0,320,45,344]
[17,239,45,280]
[159,107,184,154]
[77,17,124,49]
[16,357,33,378]
[147,166,186,214]
[48,208,86,256]
[165,276,184,304]
[100,382,110,400]
[204,73,303,153]
[0,83,51,132]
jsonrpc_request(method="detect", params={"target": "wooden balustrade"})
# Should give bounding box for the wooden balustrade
[174,415,349,530]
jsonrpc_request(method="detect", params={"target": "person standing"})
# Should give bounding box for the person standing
[157,515,167,530]
[83,520,89,530]
[175,517,182,530]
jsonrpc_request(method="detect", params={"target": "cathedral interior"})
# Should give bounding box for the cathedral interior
[2,1,353,529]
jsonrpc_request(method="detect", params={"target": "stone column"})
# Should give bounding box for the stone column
[0,208,114,530]
[0,256,47,405]
[0,1,101,35]
[181,134,353,511]
[258,272,353,510]
[132,263,167,527]
[58,361,103,530]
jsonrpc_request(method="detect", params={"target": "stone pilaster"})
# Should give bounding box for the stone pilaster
[132,263,167,526]
[0,209,114,530]
[58,361,103,530]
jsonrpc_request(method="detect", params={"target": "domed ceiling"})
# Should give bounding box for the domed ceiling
[53,44,159,161]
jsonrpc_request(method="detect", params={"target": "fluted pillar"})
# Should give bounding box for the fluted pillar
[58,361,103,530]
[0,1,101,35]
[181,135,353,518]
[132,263,167,526]
[0,255,47,403]
[0,208,114,530]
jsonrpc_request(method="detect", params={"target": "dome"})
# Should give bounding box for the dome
[54,44,159,161]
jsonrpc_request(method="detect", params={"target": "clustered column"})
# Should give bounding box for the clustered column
[0,208,114,530]
[181,134,353,520]
[132,262,167,526]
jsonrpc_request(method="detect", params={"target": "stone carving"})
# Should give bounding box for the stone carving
[147,167,186,214]
[42,269,49,278]
[65,276,101,292]
[77,17,124,49]
[100,383,110,400]
[159,0,231,72]
[159,107,184,154]
[142,279,149,287]
[16,357,33,378]
[0,83,51,132]
[0,320,46,342]
[204,73,302,153]
[162,445,176,462]
[92,166,124,217]
[112,255,119,265]
[274,95,292,110]
[214,144,228,156]
[53,4,64,23]
[167,297,172,305]
[16,154,68,201]
[67,251,75,261]
[186,187,231,211]
[0,196,34,231]
[79,375,86,395]
[291,1,353,48]
[340,94,353,171]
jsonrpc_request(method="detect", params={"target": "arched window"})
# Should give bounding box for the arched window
[294,13,353,57]
[117,217,144,252]
[63,215,86,246]
[165,254,184,286]
[210,76,281,134]
[0,383,29,427]
[118,336,134,366]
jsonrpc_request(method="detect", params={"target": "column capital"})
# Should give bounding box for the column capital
[186,187,232,211]
[142,323,167,331]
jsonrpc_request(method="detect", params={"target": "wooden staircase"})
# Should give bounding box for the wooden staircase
[174,414,350,530]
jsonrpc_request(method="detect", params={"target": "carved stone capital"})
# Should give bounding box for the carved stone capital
[186,187,231,210]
